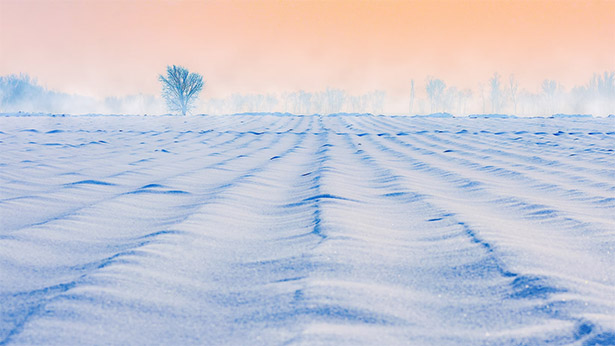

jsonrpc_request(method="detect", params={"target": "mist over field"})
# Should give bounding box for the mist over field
[1,72,613,116]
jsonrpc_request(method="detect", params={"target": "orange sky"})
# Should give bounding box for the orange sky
[1,0,614,104]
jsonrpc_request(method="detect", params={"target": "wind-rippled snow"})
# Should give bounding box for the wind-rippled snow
[0,114,614,345]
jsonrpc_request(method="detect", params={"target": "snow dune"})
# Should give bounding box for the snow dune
[0,114,614,345]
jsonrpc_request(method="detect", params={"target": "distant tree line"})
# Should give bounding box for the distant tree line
[202,89,386,115]
[0,74,164,114]
[1,71,613,116]
[419,71,614,116]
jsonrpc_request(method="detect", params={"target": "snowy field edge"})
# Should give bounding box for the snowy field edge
[1,111,614,119]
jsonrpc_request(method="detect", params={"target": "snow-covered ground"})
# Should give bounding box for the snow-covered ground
[0,114,614,345]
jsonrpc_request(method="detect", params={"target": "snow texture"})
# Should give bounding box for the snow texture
[0,114,614,345]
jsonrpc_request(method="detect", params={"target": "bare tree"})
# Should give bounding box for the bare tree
[587,71,615,114]
[426,78,446,113]
[298,90,312,114]
[459,89,472,115]
[509,75,518,114]
[368,90,386,114]
[325,88,346,114]
[159,65,204,115]
[490,73,502,113]
[541,79,557,115]
[409,79,415,115]
[443,87,458,114]
[479,83,486,113]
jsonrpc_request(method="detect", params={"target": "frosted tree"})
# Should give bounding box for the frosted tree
[489,73,502,113]
[0,74,44,111]
[409,79,415,115]
[159,65,204,115]
[479,83,486,113]
[443,87,459,114]
[349,95,361,113]
[264,94,279,112]
[459,89,472,115]
[298,90,312,114]
[590,71,615,96]
[509,75,518,114]
[367,90,386,114]
[587,72,615,114]
[541,79,558,115]
[426,78,446,113]
[325,88,346,114]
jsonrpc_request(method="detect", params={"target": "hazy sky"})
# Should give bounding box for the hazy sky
[1,0,614,102]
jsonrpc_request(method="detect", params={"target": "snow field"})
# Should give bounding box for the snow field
[0,114,614,345]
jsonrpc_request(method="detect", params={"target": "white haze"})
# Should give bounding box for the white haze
[0,72,613,116]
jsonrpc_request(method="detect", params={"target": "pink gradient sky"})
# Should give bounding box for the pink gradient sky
[1,0,614,102]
